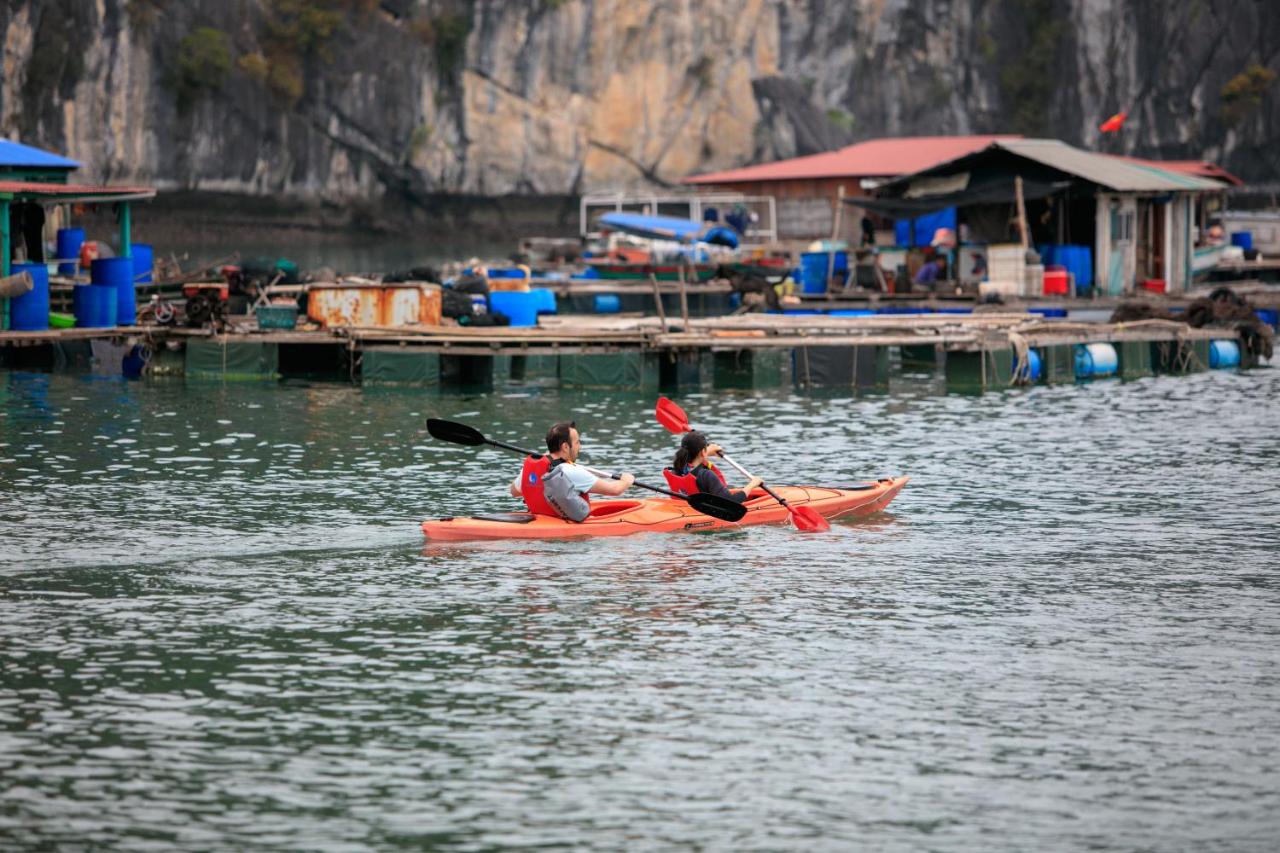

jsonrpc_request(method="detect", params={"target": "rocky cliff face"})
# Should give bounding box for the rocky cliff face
[1,0,1275,221]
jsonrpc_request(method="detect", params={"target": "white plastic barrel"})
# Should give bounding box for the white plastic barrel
[1074,342,1118,379]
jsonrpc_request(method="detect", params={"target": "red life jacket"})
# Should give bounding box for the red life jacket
[662,463,726,495]
[520,454,590,517]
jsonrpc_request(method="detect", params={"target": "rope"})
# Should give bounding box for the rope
[1007,331,1032,386]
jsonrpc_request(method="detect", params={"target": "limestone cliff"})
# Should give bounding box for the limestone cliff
[0,0,1275,220]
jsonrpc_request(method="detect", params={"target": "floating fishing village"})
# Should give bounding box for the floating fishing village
[4,1,1280,849]
[1,136,1276,392]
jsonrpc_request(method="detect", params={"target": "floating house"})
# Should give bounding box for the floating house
[683,136,1018,241]
[1,139,155,331]
[857,139,1234,295]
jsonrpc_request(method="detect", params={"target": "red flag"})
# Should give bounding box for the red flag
[1099,111,1128,133]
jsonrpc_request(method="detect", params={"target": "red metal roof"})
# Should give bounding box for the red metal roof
[1112,158,1243,187]
[683,135,1021,184]
[0,180,156,202]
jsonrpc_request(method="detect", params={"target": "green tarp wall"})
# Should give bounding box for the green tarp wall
[185,339,279,380]
[362,349,440,385]
[713,349,785,389]
[560,352,660,389]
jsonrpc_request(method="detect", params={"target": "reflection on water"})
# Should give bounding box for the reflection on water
[2,369,1279,848]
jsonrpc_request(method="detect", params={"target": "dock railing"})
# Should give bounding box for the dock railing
[580,191,777,244]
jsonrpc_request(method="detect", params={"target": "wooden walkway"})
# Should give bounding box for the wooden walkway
[0,312,1238,355]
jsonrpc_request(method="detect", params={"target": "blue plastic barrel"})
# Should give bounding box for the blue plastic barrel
[91,257,135,325]
[56,228,85,275]
[1256,308,1279,330]
[532,287,557,314]
[72,284,118,328]
[9,263,50,331]
[1074,342,1118,379]
[799,252,849,294]
[1042,244,1093,292]
[131,243,154,284]
[1209,339,1240,369]
[593,294,620,314]
[1230,232,1253,251]
[1015,348,1042,382]
[488,290,538,327]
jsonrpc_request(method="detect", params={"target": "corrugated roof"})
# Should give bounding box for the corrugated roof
[0,140,80,170]
[980,140,1228,192]
[0,180,155,203]
[683,135,1020,184]
[1118,157,1244,187]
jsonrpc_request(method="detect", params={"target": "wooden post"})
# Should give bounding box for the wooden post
[1015,176,1029,250]
[677,257,690,327]
[649,272,667,330]
[825,185,846,296]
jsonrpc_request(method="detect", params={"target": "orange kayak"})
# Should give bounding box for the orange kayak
[421,478,908,541]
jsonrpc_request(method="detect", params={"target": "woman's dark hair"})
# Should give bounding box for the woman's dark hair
[672,430,708,473]
[546,421,576,453]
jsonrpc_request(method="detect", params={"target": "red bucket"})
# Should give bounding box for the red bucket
[1139,279,1166,294]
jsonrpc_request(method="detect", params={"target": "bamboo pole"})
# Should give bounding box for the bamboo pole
[677,257,690,327]
[825,185,846,296]
[649,272,668,331]
[1015,176,1029,250]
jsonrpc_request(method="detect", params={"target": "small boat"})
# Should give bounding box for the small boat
[421,479,908,541]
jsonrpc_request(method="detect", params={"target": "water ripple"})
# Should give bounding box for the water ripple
[1,367,1279,849]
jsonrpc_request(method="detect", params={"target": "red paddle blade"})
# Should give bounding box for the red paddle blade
[788,505,830,532]
[655,396,691,434]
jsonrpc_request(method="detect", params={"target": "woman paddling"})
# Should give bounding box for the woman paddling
[663,430,762,503]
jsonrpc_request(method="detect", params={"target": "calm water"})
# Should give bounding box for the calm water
[2,367,1279,849]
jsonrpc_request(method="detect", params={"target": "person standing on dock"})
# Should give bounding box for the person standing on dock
[510,421,634,521]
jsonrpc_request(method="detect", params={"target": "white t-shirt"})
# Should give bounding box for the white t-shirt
[517,460,597,494]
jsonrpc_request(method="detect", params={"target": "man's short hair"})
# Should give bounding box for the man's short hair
[546,421,576,453]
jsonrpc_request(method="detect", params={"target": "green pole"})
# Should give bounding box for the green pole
[2,199,10,331]
[120,202,132,259]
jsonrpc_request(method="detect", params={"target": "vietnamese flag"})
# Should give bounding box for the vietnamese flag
[1099,111,1128,132]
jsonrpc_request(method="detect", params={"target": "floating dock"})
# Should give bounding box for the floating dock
[1,309,1263,392]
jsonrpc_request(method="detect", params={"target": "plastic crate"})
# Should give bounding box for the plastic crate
[256,304,298,330]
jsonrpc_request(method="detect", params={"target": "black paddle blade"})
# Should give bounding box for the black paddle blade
[427,418,485,447]
[687,492,747,523]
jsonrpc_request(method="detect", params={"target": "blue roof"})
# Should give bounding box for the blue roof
[0,139,79,170]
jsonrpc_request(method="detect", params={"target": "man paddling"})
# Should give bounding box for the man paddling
[510,421,635,522]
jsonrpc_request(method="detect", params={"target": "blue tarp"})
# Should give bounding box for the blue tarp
[894,207,957,248]
[599,212,705,242]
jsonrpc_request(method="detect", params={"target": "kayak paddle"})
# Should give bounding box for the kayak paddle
[426,418,747,523]
[653,397,830,532]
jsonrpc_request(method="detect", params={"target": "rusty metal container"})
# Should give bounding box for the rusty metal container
[307,283,441,328]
